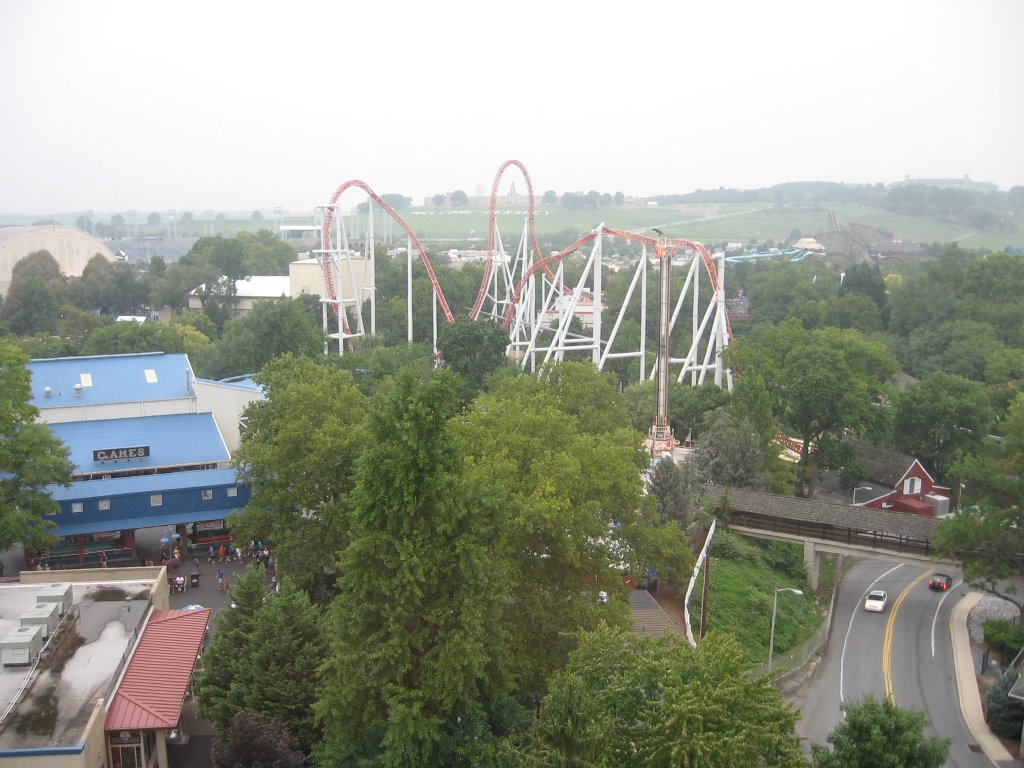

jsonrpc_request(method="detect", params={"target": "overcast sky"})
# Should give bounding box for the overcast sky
[1,0,1021,216]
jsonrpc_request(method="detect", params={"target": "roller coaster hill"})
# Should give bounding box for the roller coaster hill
[315,159,733,391]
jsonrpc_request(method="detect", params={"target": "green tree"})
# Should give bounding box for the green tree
[811,696,950,768]
[437,316,509,401]
[147,211,160,225]
[0,251,66,335]
[450,189,469,206]
[839,262,889,326]
[694,408,768,489]
[933,505,1024,612]
[648,455,694,523]
[0,340,73,551]
[502,626,806,768]
[232,355,367,591]
[316,368,513,767]
[985,672,1024,739]
[82,321,184,356]
[191,298,323,379]
[212,712,306,768]
[893,372,991,481]
[196,568,326,751]
[456,364,692,697]
[195,567,269,726]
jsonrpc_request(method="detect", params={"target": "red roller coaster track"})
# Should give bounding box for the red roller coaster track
[320,162,731,346]
[321,179,455,328]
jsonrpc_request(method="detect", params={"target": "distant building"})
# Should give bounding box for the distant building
[849,439,950,517]
[888,174,998,192]
[0,225,116,296]
[186,255,371,318]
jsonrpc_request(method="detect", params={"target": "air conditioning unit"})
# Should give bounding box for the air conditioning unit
[37,583,73,615]
[1,625,44,667]
[21,602,60,639]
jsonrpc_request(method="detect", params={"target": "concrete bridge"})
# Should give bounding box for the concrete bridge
[704,486,955,589]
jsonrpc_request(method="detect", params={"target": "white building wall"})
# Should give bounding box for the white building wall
[36,398,195,425]
[193,380,262,453]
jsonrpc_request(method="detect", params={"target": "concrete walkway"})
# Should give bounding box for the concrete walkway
[952,591,1017,766]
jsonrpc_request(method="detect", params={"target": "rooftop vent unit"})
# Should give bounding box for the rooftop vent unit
[44,386,52,397]
[37,582,73,615]
[1,625,44,667]
[20,602,60,639]
[73,383,83,396]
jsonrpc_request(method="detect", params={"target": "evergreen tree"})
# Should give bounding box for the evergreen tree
[315,367,512,767]
[195,571,326,751]
[195,567,270,727]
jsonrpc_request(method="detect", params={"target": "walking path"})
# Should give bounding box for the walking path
[952,591,1017,766]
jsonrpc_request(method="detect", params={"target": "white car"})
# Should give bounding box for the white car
[863,590,888,612]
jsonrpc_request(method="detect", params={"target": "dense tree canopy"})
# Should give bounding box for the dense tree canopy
[196,567,326,751]
[437,316,510,400]
[501,626,806,768]
[893,371,992,481]
[0,339,73,551]
[191,297,323,379]
[232,355,367,591]
[316,368,513,767]
[811,696,949,768]
[456,363,693,697]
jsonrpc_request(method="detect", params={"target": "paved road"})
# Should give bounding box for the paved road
[787,559,991,767]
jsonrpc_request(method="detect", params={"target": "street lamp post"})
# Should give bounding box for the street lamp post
[958,483,965,514]
[768,587,804,674]
[852,485,874,505]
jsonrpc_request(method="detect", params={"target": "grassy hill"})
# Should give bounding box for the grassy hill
[333,202,1024,251]
[5,200,1021,252]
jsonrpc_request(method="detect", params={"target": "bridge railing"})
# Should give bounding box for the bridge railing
[730,509,934,559]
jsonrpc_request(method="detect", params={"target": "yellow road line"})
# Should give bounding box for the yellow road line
[883,571,931,702]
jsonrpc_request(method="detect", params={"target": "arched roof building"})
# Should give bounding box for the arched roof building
[0,224,116,296]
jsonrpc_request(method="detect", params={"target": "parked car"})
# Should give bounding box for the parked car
[928,573,953,591]
[863,590,888,612]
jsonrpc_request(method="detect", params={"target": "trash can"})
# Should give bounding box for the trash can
[190,572,200,589]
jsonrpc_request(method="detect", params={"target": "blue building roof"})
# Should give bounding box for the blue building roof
[49,413,229,473]
[27,352,195,408]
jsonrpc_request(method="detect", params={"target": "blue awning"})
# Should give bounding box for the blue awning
[54,506,244,537]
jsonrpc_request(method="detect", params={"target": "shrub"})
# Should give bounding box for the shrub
[986,671,1024,740]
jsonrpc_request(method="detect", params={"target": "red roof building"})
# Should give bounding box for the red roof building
[105,608,210,768]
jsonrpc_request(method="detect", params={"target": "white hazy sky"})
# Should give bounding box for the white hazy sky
[1,0,1021,216]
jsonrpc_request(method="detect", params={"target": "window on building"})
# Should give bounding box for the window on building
[202,489,213,500]
[903,476,922,495]
[72,502,84,514]
[227,486,238,498]
[150,494,163,507]
[99,499,111,511]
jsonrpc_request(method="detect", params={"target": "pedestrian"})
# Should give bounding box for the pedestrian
[208,544,215,563]
[99,551,108,568]
[217,567,226,591]
[218,544,226,563]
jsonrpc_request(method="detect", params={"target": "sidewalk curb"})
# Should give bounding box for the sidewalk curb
[951,590,1014,765]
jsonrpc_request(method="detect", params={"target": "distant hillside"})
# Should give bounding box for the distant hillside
[3,180,1022,252]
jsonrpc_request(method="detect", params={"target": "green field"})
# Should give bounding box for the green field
[326,202,1024,251]
[16,199,1020,251]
